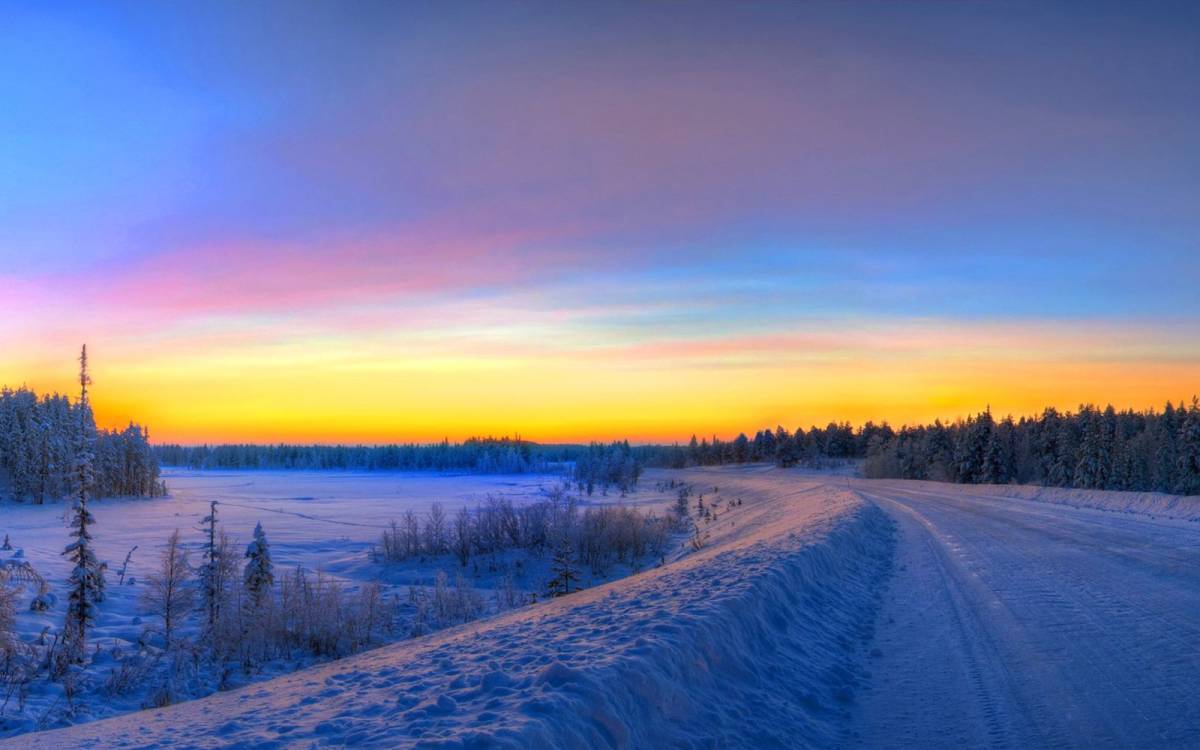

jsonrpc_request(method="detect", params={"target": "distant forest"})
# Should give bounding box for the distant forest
[157,438,578,473]
[0,349,163,503]
[649,400,1200,496]
[155,439,644,496]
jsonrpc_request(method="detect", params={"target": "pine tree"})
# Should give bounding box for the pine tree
[673,486,690,524]
[547,534,580,598]
[775,426,800,468]
[62,345,105,660]
[1074,407,1108,490]
[1152,402,1180,492]
[1176,398,1200,496]
[954,410,993,483]
[732,433,749,463]
[198,501,222,634]
[243,522,274,609]
[63,490,103,659]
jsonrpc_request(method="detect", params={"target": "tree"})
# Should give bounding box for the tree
[732,433,749,463]
[62,492,103,659]
[774,427,800,468]
[547,534,580,598]
[982,417,1016,484]
[673,486,690,524]
[424,502,446,555]
[62,345,105,660]
[197,501,233,637]
[142,529,193,647]
[0,578,17,654]
[1074,407,1108,489]
[954,410,993,483]
[452,507,472,566]
[1176,399,1200,496]
[243,522,274,609]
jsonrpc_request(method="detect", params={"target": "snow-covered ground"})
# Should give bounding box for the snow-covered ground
[4,468,1199,748]
[937,480,1200,522]
[2,467,896,747]
[0,469,681,737]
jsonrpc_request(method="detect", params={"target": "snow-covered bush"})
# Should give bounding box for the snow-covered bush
[382,488,671,576]
[411,571,484,635]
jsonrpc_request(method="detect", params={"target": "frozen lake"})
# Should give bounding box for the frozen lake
[3,469,575,592]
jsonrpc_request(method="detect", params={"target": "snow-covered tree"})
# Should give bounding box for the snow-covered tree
[774,427,800,468]
[1176,399,1200,496]
[547,534,580,598]
[142,529,193,647]
[198,501,235,636]
[954,410,992,483]
[62,493,103,659]
[424,502,446,555]
[243,522,274,609]
[62,347,106,661]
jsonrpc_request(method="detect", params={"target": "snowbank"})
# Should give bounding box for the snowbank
[941,483,1200,522]
[6,480,894,749]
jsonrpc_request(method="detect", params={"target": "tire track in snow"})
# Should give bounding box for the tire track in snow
[854,481,1200,749]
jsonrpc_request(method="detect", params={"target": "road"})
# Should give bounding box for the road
[849,480,1200,749]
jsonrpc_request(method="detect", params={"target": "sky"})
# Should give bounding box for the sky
[1,1,1198,444]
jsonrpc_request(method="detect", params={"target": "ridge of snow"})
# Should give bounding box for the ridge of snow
[4,481,895,749]
[882,480,1200,522]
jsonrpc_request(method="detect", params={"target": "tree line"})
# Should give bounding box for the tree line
[863,401,1200,494]
[634,400,1200,495]
[156,439,646,496]
[155,438,576,474]
[633,421,884,469]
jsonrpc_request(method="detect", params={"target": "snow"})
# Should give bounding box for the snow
[851,479,1200,747]
[933,480,1200,522]
[0,469,672,736]
[4,467,1199,748]
[2,467,896,748]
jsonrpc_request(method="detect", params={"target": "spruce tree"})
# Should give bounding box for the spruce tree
[1074,407,1108,489]
[198,501,222,634]
[1176,399,1200,495]
[547,534,580,597]
[243,522,274,609]
[62,345,105,660]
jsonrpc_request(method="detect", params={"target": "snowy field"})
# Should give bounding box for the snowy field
[0,469,682,737]
[3,468,1199,748]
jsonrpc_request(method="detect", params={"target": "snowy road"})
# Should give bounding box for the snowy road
[850,480,1200,749]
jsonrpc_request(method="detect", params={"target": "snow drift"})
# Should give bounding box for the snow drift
[877,479,1200,522]
[5,479,894,749]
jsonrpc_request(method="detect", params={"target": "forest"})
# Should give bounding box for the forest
[650,401,1200,495]
[0,370,162,504]
[156,439,645,496]
[157,438,573,473]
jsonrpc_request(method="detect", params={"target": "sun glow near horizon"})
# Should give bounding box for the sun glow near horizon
[5,319,1197,445]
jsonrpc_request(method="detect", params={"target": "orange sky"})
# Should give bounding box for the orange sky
[5,319,1197,444]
